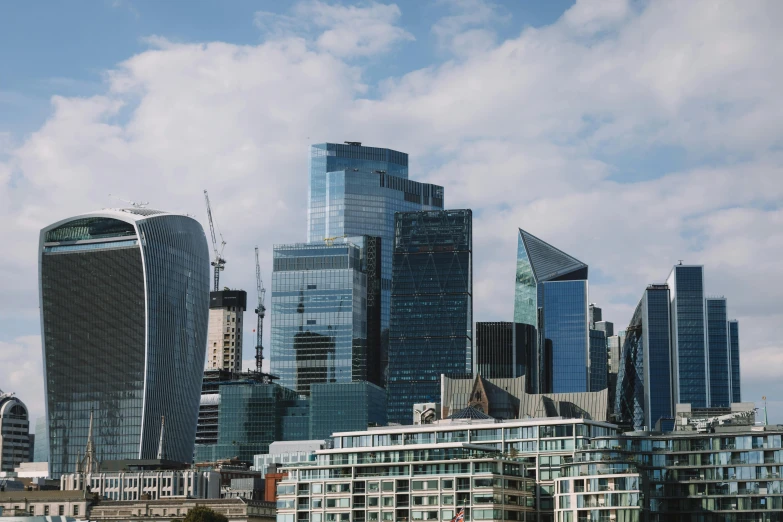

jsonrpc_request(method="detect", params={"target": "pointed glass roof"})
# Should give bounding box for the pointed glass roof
[518,229,587,282]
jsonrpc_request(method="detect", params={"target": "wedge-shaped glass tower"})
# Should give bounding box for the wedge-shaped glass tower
[513,229,591,393]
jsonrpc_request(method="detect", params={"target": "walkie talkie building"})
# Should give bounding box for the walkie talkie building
[39,208,210,477]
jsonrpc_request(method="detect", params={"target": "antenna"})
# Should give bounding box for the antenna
[109,194,149,208]
[678,260,684,265]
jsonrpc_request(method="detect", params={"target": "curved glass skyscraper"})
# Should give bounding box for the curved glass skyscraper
[39,208,210,477]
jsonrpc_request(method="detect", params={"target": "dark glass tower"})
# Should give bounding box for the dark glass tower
[615,284,674,431]
[307,143,445,384]
[474,322,534,379]
[387,209,472,424]
[589,329,607,392]
[706,298,731,407]
[514,228,589,393]
[667,265,708,408]
[39,209,210,477]
[729,320,741,403]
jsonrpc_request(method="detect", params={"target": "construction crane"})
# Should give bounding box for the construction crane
[203,190,227,292]
[683,409,758,433]
[109,193,149,208]
[323,235,347,246]
[254,246,266,373]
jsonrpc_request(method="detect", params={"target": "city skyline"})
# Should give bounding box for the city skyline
[1,0,782,426]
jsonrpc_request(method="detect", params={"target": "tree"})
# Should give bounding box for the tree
[176,506,228,522]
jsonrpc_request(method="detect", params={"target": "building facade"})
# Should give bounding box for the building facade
[0,391,30,472]
[615,285,674,431]
[275,417,617,522]
[270,241,370,396]
[207,290,248,373]
[555,424,783,522]
[194,378,307,464]
[307,142,445,383]
[60,469,220,500]
[474,322,534,379]
[387,210,473,424]
[38,208,210,477]
[310,382,387,440]
[588,330,607,393]
[88,497,276,522]
[513,229,590,394]
[706,298,731,408]
[667,265,709,408]
[729,320,741,404]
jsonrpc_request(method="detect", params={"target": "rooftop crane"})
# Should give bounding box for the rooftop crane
[203,190,226,291]
[109,193,149,208]
[254,246,266,373]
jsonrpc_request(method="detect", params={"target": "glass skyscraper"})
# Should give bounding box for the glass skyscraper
[474,322,534,379]
[270,241,370,396]
[616,284,675,431]
[387,209,472,424]
[39,208,210,477]
[514,228,590,394]
[729,320,741,403]
[706,297,731,408]
[307,142,445,383]
[309,382,387,440]
[588,329,607,392]
[667,265,708,408]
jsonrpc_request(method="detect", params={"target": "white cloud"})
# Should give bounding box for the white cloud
[2,0,782,422]
[255,1,414,58]
[431,0,507,57]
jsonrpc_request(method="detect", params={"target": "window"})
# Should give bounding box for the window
[73,506,80,516]
[44,506,50,516]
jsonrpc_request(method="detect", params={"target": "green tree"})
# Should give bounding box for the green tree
[176,506,228,522]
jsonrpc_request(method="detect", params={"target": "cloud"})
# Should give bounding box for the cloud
[255,1,414,58]
[431,0,508,57]
[1,0,782,423]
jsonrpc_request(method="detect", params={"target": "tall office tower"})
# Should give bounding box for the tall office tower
[474,322,535,379]
[33,417,49,463]
[514,228,590,394]
[595,320,614,337]
[666,265,708,408]
[206,290,247,372]
[607,334,622,412]
[729,320,741,403]
[270,239,376,395]
[615,284,674,430]
[39,209,210,477]
[307,142,445,384]
[706,297,731,407]
[0,391,30,472]
[588,304,602,329]
[387,209,472,424]
[589,329,608,392]
[309,382,387,440]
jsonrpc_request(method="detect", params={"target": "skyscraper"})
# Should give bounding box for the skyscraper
[307,142,445,383]
[706,297,731,408]
[588,304,602,329]
[667,265,708,408]
[513,228,590,393]
[270,240,374,395]
[387,209,472,424]
[589,329,608,392]
[39,208,210,477]
[474,322,534,379]
[0,391,30,472]
[615,284,675,431]
[729,320,741,403]
[206,290,247,373]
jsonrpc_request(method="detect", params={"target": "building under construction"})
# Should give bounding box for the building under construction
[206,290,248,373]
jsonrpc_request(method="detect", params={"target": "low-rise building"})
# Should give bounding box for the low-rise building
[88,497,276,522]
[60,467,220,500]
[0,490,95,518]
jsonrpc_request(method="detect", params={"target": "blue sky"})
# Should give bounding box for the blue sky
[1,0,781,426]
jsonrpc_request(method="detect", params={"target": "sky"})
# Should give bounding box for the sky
[1,0,782,429]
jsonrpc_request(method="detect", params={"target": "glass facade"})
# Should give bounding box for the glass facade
[310,382,387,440]
[667,266,708,408]
[194,380,304,463]
[643,286,673,430]
[307,143,445,384]
[474,322,533,379]
[39,210,210,478]
[539,281,589,394]
[729,320,741,403]
[615,305,645,431]
[387,210,472,425]
[588,329,607,392]
[706,298,731,408]
[270,242,368,396]
[513,229,589,395]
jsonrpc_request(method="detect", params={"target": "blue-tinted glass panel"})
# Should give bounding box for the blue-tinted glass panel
[706,299,730,407]
[670,266,708,408]
[539,281,588,393]
[646,287,673,428]
[729,320,741,403]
